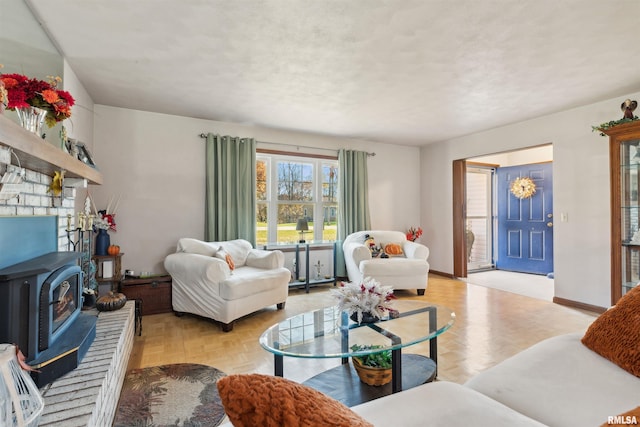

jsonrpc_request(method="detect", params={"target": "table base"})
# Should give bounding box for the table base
[302,354,436,407]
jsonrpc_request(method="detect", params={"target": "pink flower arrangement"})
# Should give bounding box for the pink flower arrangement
[0,73,75,127]
[406,226,423,242]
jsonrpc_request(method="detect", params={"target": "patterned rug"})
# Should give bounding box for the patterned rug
[114,363,227,427]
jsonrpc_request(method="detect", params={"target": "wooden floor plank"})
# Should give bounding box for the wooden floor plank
[127,274,597,384]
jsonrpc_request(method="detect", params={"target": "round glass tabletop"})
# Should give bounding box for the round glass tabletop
[259,300,455,359]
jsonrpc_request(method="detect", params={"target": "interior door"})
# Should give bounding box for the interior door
[496,163,553,275]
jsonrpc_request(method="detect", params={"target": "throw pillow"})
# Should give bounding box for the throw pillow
[220,239,252,266]
[600,406,640,426]
[215,249,235,271]
[383,243,404,256]
[177,238,219,256]
[581,285,640,377]
[217,374,373,427]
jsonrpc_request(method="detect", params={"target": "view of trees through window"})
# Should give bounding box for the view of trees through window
[257,154,338,245]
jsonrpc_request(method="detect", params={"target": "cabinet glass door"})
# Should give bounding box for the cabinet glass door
[620,138,640,296]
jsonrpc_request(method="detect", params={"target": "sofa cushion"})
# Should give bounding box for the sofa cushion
[215,249,235,270]
[581,285,640,377]
[466,332,640,427]
[219,239,252,267]
[360,258,428,277]
[176,238,219,256]
[219,266,290,300]
[351,381,545,426]
[217,374,373,427]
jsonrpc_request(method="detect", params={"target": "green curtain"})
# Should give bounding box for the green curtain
[337,149,371,277]
[205,133,256,243]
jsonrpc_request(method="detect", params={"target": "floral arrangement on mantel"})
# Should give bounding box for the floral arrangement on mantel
[406,226,423,242]
[0,73,75,127]
[331,277,395,324]
[592,99,639,136]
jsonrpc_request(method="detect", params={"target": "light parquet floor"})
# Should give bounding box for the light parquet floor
[127,274,598,385]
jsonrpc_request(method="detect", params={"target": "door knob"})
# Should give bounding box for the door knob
[547,222,553,227]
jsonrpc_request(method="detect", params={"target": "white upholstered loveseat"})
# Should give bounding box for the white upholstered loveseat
[164,238,290,332]
[343,230,430,295]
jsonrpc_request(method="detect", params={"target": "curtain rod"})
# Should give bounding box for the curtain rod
[198,133,375,156]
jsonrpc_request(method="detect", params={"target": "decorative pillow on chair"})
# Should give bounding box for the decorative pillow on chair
[383,243,404,257]
[581,285,640,377]
[215,250,235,271]
[177,238,219,256]
[217,374,373,427]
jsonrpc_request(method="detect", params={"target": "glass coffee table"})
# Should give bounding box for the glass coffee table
[259,300,455,406]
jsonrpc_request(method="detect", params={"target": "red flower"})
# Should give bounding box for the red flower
[406,226,423,242]
[0,73,74,126]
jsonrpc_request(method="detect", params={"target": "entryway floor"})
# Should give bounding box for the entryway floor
[465,270,554,301]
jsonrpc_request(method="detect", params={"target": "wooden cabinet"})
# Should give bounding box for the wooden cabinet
[92,253,123,296]
[603,120,640,304]
[120,275,172,315]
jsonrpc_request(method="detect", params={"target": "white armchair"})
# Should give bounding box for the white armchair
[343,230,430,295]
[164,238,290,332]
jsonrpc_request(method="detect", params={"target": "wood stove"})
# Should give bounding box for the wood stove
[0,216,97,388]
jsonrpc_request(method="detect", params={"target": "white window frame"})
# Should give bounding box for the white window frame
[257,152,338,245]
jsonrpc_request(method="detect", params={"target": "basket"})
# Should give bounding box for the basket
[351,357,392,386]
[0,344,45,427]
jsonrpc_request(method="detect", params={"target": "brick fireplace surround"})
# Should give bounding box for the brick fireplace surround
[38,302,134,426]
[1,161,133,425]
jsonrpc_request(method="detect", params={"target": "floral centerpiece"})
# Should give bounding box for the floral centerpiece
[406,226,423,242]
[331,277,395,324]
[0,73,75,127]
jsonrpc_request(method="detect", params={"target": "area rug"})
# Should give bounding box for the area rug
[114,363,227,427]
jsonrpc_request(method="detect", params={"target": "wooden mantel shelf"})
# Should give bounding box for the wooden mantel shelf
[0,114,103,185]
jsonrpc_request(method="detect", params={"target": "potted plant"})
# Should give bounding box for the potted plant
[350,344,393,386]
[330,277,395,324]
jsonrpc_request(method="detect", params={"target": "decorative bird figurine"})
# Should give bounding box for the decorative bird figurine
[621,99,638,119]
[48,170,65,196]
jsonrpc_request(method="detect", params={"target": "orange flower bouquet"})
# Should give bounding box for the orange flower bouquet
[0,73,75,127]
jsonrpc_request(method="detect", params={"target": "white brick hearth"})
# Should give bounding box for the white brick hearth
[38,302,134,426]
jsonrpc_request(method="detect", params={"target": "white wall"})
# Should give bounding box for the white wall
[471,145,553,166]
[421,91,640,308]
[90,106,422,274]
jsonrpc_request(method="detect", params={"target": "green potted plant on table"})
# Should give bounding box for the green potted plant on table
[350,344,393,386]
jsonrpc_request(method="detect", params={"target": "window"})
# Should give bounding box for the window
[256,153,338,246]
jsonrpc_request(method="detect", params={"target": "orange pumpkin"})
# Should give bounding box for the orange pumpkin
[107,245,120,255]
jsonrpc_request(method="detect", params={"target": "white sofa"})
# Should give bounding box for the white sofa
[218,285,640,426]
[164,238,290,332]
[343,230,430,295]
[348,332,640,426]
[218,331,640,426]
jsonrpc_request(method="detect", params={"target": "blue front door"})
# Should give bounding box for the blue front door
[496,163,553,275]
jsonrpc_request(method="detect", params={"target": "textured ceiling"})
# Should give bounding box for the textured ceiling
[25,0,640,146]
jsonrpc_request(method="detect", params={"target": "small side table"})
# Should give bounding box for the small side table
[119,274,172,316]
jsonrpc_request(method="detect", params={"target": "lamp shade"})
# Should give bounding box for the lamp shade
[295,219,309,231]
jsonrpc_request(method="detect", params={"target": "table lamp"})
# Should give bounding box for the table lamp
[296,218,309,243]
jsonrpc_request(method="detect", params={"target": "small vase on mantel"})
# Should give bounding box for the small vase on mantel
[15,106,48,137]
[95,228,110,256]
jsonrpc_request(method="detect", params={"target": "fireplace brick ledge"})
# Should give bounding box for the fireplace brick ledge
[38,301,134,426]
